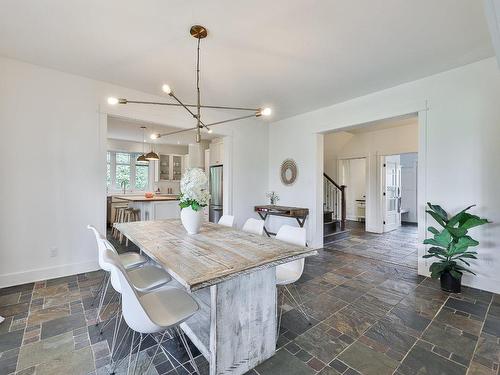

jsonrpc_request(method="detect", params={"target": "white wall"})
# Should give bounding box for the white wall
[0,57,269,287]
[268,57,500,293]
[401,153,418,223]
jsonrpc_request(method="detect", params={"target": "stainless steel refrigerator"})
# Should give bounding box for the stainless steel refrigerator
[209,165,223,223]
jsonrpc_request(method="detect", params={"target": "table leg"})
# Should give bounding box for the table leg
[257,212,272,237]
[209,268,276,375]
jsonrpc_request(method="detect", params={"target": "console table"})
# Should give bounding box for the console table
[254,205,309,237]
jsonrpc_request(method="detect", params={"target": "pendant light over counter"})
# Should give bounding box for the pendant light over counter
[137,126,148,162]
[137,126,159,161]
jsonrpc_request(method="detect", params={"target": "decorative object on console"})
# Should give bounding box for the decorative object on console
[423,203,489,293]
[179,168,210,234]
[280,159,298,185]
[266,191,280,205]
[107,25,272,144]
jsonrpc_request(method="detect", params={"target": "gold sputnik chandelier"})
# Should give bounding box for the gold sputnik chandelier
[108,25,272,143]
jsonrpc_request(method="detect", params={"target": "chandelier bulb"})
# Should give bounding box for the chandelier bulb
[107,97,119,105]
[162,84,172,95]
[261,107,272,116]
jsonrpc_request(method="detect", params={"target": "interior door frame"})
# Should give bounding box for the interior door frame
[380,154,402,232]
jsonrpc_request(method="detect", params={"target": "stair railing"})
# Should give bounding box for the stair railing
[323,173,346,231]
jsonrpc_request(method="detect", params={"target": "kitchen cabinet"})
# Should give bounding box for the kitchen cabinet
[154,154,184,182]
[209,139,224,165]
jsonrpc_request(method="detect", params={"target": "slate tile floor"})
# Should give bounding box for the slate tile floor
[1,240,499,374]
[329,221,418,269]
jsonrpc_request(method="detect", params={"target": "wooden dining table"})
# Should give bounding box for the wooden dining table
[114,219,317,375]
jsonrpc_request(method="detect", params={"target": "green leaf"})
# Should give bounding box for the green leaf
[461,216,489,230]
[434,229,452,247]
[447,205,475,227]
[457,258,471,267]
[427,226,440,235]
[427,202,449,221]
[428,247,449,257]
[449,269,463,279]
[426,210,446,227]
[446,226,467,238]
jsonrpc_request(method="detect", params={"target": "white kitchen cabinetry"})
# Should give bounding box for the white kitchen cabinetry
[154,154,184,182]
[129,200,180,221]
[209,139,224,165]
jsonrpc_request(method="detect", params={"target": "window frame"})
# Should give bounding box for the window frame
[107,150,150,192]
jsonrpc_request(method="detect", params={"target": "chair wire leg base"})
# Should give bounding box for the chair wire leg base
[283,285,311,323]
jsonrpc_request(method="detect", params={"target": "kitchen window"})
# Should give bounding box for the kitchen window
[107,151,150,192]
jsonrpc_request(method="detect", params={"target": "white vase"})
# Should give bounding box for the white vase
[180,206,203,234]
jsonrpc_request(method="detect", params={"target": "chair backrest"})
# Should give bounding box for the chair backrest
[101,239,123,293]
[218,215,235,228]
[242,218,264,235]
[275,225,307,277]
[101,247,158,333]
[275,225,306,247]
[87,225,113,272]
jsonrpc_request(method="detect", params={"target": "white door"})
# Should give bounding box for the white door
[383,156,401,232]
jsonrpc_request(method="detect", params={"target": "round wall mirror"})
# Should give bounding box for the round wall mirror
[280,159,298,185]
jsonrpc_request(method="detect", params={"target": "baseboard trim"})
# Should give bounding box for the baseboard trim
[0,260,100,288]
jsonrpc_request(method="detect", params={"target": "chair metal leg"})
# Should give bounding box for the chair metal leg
[91,274,106,306]
[276,288,285,342]
[131,333,143,375]
[95,274,110,326]
[177,327,200,375]
[126,331,136,375]
[110,328,131,374]
[283,285,311,323]
[99,292,119,333]
[144,331,168,374]
[110,299,122,356]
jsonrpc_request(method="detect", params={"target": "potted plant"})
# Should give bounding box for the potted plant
[423,203,489,293]
[266,191,280,205]
[179,168,210,234]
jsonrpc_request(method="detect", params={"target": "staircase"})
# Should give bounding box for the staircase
[323,173,350,244]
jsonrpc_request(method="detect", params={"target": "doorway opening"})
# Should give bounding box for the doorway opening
[322,113,419,269]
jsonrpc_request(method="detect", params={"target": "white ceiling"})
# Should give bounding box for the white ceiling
[0,1,494,121]
[107,116,219,145]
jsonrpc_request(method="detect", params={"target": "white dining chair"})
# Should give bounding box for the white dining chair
[275,225,310,338]
[218,215,235,227]
[242,218,264,235]
[87,225,148,325]
[102,247,200,375]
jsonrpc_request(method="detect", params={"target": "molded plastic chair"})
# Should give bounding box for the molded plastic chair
[218,215,235,228]
[274,225,310,340]
[102,248,200,375]
[242,218,264,235]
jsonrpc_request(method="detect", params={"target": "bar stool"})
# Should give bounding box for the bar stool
[111,206,128,239]
[123,209,141,246]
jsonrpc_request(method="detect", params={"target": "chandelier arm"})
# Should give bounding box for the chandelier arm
[122,100,259,112]
[205,113,259,127]
[168,92,207,127]
[156,126,199,138]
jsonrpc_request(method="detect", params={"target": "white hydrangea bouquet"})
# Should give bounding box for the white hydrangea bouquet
[179,168,211,211]
[179,168,210,234]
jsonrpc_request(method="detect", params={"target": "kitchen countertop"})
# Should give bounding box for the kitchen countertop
[114,195,180,202]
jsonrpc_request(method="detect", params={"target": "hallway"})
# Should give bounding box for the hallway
[325,221,418,269]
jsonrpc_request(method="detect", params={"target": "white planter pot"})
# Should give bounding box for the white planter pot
[180,206,203,234]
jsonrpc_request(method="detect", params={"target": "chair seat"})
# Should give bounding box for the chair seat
[128,265,171,292]
[119,252,147,269]
[276,265,302,285]
[139,287,199,328]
